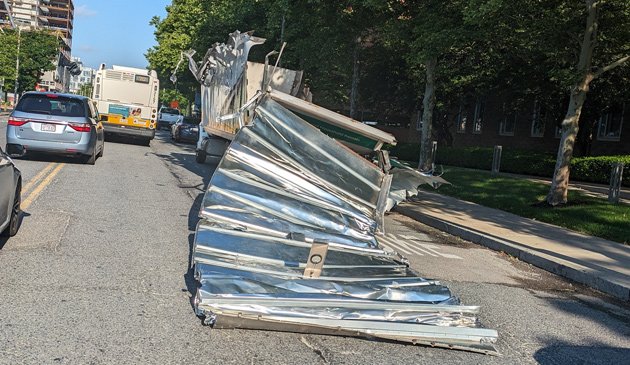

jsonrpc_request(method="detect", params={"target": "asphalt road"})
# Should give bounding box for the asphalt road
[1,116,629,364]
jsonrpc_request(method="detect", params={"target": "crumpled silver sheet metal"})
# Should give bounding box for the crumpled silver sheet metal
[183,30,265,140]
[193,95,498,354]
[201,97,388,241]
[387,161,451,211]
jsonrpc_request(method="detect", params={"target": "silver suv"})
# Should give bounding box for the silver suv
[6,92,105,165]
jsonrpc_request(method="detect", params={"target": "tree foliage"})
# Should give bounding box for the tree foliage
[0,29,59,94]
[147,0,630,202]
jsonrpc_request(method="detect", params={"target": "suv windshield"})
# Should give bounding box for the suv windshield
[161,108,180,115]
[16,94,85,117]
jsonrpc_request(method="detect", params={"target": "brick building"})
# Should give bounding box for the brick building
[377,96,628,157]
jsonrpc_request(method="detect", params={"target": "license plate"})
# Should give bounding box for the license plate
[41,124,56,132]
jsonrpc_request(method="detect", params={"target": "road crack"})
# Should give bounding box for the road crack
[299,336,332,364]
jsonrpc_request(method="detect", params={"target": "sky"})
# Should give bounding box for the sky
[72,0,171,70]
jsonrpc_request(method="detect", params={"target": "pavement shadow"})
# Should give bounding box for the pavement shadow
[104,134,150,146]
[0,211,30,250]
[12,152,88,165]
[183,188,205,314]
[154,151,220,189]
[540,294,630,339]
[533,339,630,364]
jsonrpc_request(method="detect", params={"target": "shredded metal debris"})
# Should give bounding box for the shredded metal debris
[182,30,498,355]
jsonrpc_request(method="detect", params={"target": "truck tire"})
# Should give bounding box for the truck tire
[196,148,207,164]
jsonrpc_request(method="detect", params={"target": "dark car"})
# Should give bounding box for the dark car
[6,92,105,165]
[171,116,200,143]
[0,146,21,237]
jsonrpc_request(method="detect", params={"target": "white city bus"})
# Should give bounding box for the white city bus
[92,64,159,144]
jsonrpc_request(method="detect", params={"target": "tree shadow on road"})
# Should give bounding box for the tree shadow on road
[0,211,30,250]
[183,191,204,316]
[534,339,630,364]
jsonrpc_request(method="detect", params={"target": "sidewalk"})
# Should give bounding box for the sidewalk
[500,171,630,204]
[395,190,630,301]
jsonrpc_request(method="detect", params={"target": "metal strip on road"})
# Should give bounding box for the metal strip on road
[22,163,65,210]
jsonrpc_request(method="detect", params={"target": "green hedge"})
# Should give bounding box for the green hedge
[389,144,629,186]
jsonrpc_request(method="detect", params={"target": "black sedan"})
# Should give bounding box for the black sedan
[171,116,200,144]
[0,146,21,237]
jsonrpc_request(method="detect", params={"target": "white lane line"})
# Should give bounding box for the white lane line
[398,233,432,241]
[386,234,439,257]
[416,243,463,260]
[384,234,432,256]
[381,234,464,260]
[378,235,414,255]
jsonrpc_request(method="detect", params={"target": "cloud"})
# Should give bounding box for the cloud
[75,5,97,17]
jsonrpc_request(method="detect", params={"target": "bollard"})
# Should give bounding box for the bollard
[430,141,438,172]
[608,162,624,204]
[492,145,502,175]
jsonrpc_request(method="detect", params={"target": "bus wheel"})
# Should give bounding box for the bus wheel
[196,148,207,164]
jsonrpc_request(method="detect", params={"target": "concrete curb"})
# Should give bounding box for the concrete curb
[395,204,630,302]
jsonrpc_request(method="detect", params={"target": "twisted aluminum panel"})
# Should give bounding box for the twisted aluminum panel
[192,96,498,354]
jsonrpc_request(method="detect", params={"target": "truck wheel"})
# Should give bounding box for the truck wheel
[196,148,207,164]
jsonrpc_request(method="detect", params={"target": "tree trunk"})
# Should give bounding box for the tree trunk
[546,0,599,206]
[418,57,437,171]
[349,37,360,119]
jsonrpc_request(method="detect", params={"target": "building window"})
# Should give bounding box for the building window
[500,114,516,136]
[473,99,484,134]
[531,100,546,137]
[597,104,624,141]
[456,104,467,133]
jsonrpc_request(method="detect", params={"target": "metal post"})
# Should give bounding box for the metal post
[430,141,438,172]
[492,145,502,175]
[608,163,624,204]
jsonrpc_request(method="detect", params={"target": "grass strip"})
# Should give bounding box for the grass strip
[422,167,630,244]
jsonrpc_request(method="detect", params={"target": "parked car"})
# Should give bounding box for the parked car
[171,116,200,143]
[157,107,182,130]
[0,146,21,237]
[6,92,105,165]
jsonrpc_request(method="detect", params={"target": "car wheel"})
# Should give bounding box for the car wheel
[83,149,96,165]
[1,183,21,237]
[97,142,104,158]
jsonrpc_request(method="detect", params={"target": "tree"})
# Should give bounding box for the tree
[146,0,207,104]
[465,0,630,205]
[547,0,629,205]
[0,29,59,94]
[77,83,93,97]
[377,1,471,171]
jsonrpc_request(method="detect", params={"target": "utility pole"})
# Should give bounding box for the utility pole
[13,27,21,105]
